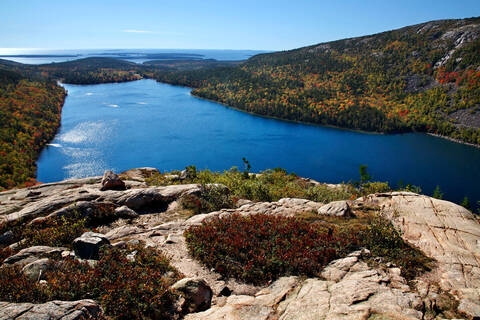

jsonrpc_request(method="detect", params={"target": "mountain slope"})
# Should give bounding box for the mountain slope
[154,17,480,145]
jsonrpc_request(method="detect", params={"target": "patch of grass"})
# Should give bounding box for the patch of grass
[0,245,183,319]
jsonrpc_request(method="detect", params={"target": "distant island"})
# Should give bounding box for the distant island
[0,54,80,58]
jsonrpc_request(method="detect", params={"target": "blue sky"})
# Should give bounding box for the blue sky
[0,0,479,51]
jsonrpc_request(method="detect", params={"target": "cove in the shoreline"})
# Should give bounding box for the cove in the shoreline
[37,79,480,207]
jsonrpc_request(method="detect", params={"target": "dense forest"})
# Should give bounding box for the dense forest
[0,69,65,190]
[154,18,480,145]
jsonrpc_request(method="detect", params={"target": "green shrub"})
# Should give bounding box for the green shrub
[360,216,435,280]
[361,181,391,195]
[149,167,355,205]
[305,184,356,203]
[460,196,470,210]
[181,184,234,214]
[359,164,372,184]
[185,214,359,284]
[433,185,444,199]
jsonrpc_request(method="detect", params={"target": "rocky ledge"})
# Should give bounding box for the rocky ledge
[0,169,479,319]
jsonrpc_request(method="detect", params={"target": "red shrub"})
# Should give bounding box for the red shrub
[0,247,14,264]
[0,245,182,319]
[185,214,359,284]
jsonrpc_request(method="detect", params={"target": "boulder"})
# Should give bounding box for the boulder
[165,174,180,181]
[112,240,127,248]
[0,231,14,246]
[1,182,203,227]
[21,258,50,281]
[183,197,324,227]
[100,170,126,191]
[3,246,67,266]
[73,232,110,260]
[126,250,137,262]
[0,299,102,319]
[113,184,201,210]
[317,200,351,217]
[179,170,188,180]
[2,192,99,226]
[165,234,183,244]
[114,205,139,218]
[29,201,116,225]
[120,167,159,181]
[105,225,143,241]
[172,278,213,313]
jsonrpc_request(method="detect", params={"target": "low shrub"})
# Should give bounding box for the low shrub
[149,167,356,207]
[0,265,48,302]
[0,247,14,264]
[361,181,391,195]
[83,202,118,226]
[185,212,434,285]
[360,216,435,280]
[180,184,234,214]
[304,184,357,203]
[0,245,182,319]
[185,213,359,284]
[21,215,87,249]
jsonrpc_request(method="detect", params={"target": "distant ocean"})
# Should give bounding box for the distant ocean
[0,48,268,64]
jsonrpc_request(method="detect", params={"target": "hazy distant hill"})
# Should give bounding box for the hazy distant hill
[155,17,480,145]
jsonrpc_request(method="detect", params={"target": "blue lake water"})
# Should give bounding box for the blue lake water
[37,79,480,207]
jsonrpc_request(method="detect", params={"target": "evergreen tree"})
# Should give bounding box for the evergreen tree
[432,186,443,199]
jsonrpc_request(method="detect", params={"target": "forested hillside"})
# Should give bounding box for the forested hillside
[0,69,66,190]
[154,18,480,145]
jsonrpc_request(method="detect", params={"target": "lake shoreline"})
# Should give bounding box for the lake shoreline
[161,80,480,148]
[187,90,388,136]
[426,133,480,149]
